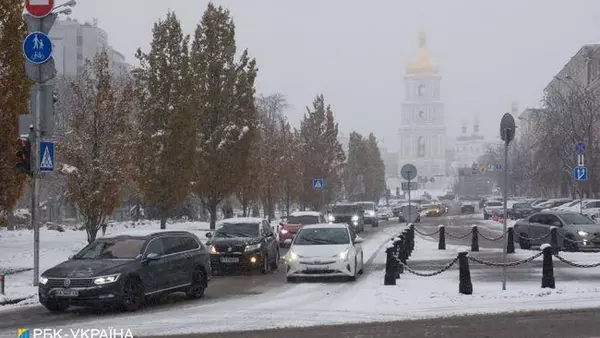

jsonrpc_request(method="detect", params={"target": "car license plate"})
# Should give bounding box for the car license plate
[221,257,239,263]
[55,289,78,297]
[306,266,328,270]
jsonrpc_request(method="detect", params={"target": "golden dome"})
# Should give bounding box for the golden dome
[405,29,438,75]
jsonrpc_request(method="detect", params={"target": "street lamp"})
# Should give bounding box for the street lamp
[53,0,76,12]
[54,7,72,15]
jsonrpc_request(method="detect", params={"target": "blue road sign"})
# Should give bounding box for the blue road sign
[496,163,502,170]
[23,32,53,64]
[39,141,54,172]
[574,166,588,181]
[576,142,586,154]
[312,178,324,190]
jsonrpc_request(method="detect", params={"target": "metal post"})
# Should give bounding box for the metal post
[502,136,508,291]
[407,178,411,224]
[32,83,41,286]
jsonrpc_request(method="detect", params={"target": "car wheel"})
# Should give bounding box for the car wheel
[518,233,531,250]
[44,301,69,313]
[261,253,270,274]
[358,253,364,274]
[122,277,144,312]
[349,258,357,281]
[564,236,579,252]
[185,267,206,299]
[270,250,280,270]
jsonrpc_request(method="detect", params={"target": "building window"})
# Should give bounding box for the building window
[417,137,425,157]
[418,84,425,96]
[76,34,83,46]
[418,110,425,119]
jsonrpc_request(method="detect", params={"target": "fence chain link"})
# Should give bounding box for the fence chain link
[478,231,504,241]
[467,251,543,267]
[394,253,458,277]
[446,229,472,239]
[515,231,551,241]
[552,253,600,268]
[414,226,440,237]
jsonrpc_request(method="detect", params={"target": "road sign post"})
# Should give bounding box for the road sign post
[24,0,58,287]
[401,164,417,224]
[500,113,515,291]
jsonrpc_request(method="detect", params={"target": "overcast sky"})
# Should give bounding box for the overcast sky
[68,0,600,150]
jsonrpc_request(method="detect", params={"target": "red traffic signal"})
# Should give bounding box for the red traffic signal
[16,137,32,175]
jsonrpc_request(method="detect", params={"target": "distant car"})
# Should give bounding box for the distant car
[278,211,326,247]
[532,199,572,212]
[483,200,503,219]
[356,201,379,227]
[461,202,475,214]
[508,202,534,219]
[285,223,364,281]
[422,203,444,217]
[39,230,210,313]
[513,211,600,251]
[206,218,280,274]
[377,206,391,221]
[328,203,365,233]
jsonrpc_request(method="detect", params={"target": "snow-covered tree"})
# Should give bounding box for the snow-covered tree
[0,0,30,225]
[59,50,135,242]
[191,3,258,229]
[134,12,196,229]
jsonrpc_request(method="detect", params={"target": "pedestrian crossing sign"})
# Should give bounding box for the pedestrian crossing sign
[312,178,324,190]
[39,141,54,172]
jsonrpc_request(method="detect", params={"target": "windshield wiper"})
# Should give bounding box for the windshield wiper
[300,238,334,244]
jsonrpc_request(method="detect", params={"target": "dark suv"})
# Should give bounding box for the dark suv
[328,203,365,232]
[38,230,210,313]
[205,218,280,274]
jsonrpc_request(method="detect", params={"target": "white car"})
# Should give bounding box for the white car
[285,223,364,281]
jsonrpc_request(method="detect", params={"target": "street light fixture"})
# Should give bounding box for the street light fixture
[55,8,72,15]
[53,0,76,11]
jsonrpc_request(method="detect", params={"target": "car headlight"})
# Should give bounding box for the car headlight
[39,276,48,285]
[351,215,359,221]
[290,252,299,260]
[93,274,120,285]
[245,243,261,252]
[208,245,217,254]
[578,231,589,237]
[328,215,335,222]
[280,229,288,234]
[338,249,349,261]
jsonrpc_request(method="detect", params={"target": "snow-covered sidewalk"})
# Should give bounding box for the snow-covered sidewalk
[0,220,213,306]
[5,226,600,336]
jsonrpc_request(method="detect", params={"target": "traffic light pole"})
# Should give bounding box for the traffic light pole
[32,83,41,286]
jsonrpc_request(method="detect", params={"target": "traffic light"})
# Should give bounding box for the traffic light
[16,137,32,175]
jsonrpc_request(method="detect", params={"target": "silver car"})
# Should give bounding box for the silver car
[513,211,600,251]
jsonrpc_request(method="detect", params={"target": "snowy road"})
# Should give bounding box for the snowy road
[0,219,403,333]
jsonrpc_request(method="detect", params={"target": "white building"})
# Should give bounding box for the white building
[397,29,447,181]
[50,18,132,76]
[453,118,486,169]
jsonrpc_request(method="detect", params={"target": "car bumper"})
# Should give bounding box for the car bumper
[364,216,378,224]
[461,208,475,213]
[39,281,123,307]
[278,232,295,246]
[286,258,354,278]
[210,251,265,271]
[575,239,600,251]
[425,210,442,216]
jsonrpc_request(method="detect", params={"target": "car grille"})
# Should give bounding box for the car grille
[300,260,336,265]
[215,244,245,253]
[47,278,93,288]
[333,216,352,223]
[302,269,339,274]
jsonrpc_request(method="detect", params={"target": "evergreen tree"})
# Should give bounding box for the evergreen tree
[191,3,258,229]
[134,12,195,229]
[59,50,135,242]
[365,133,386,202]
[344,132,368,201]
[0,0,31,226]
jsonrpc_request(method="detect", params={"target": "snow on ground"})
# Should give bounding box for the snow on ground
[0,220,214,305]
[8,224,600,336]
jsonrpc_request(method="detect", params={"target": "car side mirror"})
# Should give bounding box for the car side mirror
[354,237,364,244]
[68,255,74,260]
[205,232,212,238]
[143,253,160,263]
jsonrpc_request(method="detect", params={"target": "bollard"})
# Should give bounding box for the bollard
[550,227,559,254]
[394,237,402,278]
[0,274,4,295]
[541,244,555,289]
[507,226,515,254]
[397,237,405,276]
[458,251,472,295]
[384,245,397,285]
[471,225,479,252]
[438,225,446,250]
[408,224,415,252]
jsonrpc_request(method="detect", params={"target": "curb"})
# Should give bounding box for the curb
[0,268,33,276]
[0,295,32,306]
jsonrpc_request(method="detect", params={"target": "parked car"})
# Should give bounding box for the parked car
[377,206,391,221]
[461,202,475,214]
[205,218,279,274]
[328,203,365,233]
[514,211,600,251]
[483,200,503,219]
[356,201,379,227]
[508,202,534,219]
[285,223,364,281]
[39,230,210,313]
[278,211,326,247]
[532,198,572,212]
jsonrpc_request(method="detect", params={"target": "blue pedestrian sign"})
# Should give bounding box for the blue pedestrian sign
[496,163,502,170]
[574,166,588,181]
[39,141,55,172]
[23,32,53,64]
[576,142,586,154]
[312,178,324,190]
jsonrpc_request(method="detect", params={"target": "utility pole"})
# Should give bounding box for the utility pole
[499,113,515,291]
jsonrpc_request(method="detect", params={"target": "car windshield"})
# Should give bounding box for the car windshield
[215,223,259,238]
[486,201,502,207]
[563,200,580,207]
[357,203,374,210]
[560,213,596,225]
[332,205,357,213]
[294,228,350,245]
[287,215,320,225]
[514,203,531,209]
[74,238,146,259]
